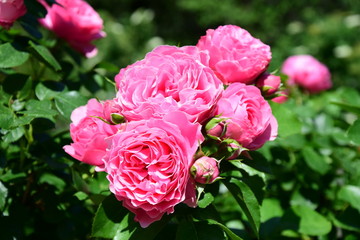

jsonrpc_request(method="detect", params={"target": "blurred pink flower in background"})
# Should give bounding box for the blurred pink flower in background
[0,0,26,29]
[104,112,203,228]
[281,55,332,93]
[196,24,271,85]
[38,0,106,58]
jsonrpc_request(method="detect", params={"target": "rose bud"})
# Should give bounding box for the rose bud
[0,0,27,29]
[256,73,281,96]
[205,117,227,139]
[191,156,220,184]
[271,90,288,104]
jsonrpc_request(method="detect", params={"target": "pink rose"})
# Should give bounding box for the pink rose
[115,45,223,123]
[281,55,332,93]
[63,99,119,167]
[104,112,204,228]
[196,25,271,85]
[0,0,26,29]
[191,156,219,184]
[255,73,281,96]
[213,83,278,150]
[38,0,106,58]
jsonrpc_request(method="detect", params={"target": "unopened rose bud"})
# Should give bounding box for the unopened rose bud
[271,90,288,104]
[256,73,281,96]
[191,156,220,184]
[205,117,227,139]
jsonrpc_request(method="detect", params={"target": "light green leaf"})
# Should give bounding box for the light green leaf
[347,119,360,145]
[198,192,214,209]
[0,106,15,130]
[19,99,58,122]
[1,127,25,143]
[207,219,244,240]
[270,102,302,137]
[0,181,8,210]
[302,146,330,175]
[292,205,332,236]
[0,43,29,68]
[35,83,59,100]
[54,91,88,119]
[223,179,260,238]
[28,41,61,71]
[260,198,283,222]
[338,185,360,211]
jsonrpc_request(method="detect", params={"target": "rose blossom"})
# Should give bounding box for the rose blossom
[196,25,271,85]
[212,83,278,150]
[0,0,26,29]
[191,156,219,184]
[281,55,332,93]
[104,112,204,228]
[115,45,223,123]
[38,0,106,58]
[63,99,119,167]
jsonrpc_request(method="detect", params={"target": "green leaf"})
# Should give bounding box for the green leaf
[198,192,214,208]
[0,181,8,210]
[223,179,260,238]
[19,99,58,122]
[270,102,302,137]
[39,173,66,194]
[1,127,25,143]
[207,219,244,240]
[260,198,283,222]
[338,185,360,211]
[176,220,198,240]
[35,83,59,100]
[302,146,330,175]
[28,41,61,71]
[0,106,15,130]
[54,91,88,119]
[92,195,129,239]
[331,101,360,115]
[292,205,332,236]
[347,119,360,145]
[0,43,29,68]
[17,77,32,100]
[331,207,360,233]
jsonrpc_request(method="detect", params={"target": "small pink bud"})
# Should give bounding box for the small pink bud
[205,117,227,139]
[256,73,281,96]
[191,156,220,184]
[271,90,288,104]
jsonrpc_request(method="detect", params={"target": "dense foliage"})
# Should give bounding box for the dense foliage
[1,0,360,239]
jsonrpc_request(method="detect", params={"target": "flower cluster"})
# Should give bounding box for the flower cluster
[64,24,279,228]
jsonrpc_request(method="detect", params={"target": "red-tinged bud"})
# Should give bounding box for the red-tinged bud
[256,73,281,96]
[271,90,288,104]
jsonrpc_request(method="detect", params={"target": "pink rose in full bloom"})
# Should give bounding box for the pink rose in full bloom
[104,112,204,228]
[38,0,106,58]
[63,99,119,167]
[191,156,219,184]
[0,0,26,29]
[212,83,278,150]
[115,45,223,123]
[196,25,271,85]
[281,55,332,93]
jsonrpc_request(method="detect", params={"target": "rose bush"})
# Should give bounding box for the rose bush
[63,99,119,167]
[38,0,106,57]
[115,45,223,123]
[210,82,278,150]
[0,0,26,29]
[103,112,203,227]
[281,54,332,93]
[196,24,271,85]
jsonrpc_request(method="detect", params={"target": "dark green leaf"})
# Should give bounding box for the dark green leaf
[54,91,87,119]
[0,43,29,68]
[223,179,260,238]
[28,41,61,71]
[1,127,25,143]
[0,106,15,130]
[338,185,360,211]
[207,219,244,240]
[347,119,360,145]
[19,99,57,122]
[176,220,198,240]
[302,146,330,175]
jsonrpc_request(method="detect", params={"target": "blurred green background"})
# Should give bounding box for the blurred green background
[87,0,360,89]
